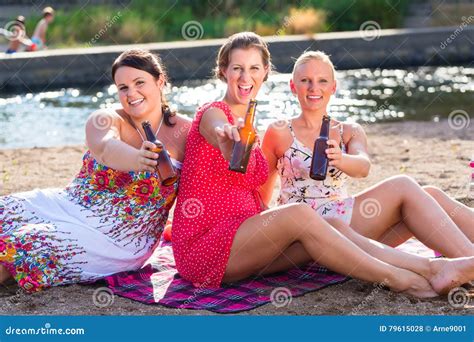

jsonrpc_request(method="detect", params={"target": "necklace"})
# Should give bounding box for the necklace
[128,115,164,142]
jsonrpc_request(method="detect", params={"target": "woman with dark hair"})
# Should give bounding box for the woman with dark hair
[0,49,191,292]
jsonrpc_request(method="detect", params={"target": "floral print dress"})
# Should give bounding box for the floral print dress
[0,150,180,292]
[277,121,354,224]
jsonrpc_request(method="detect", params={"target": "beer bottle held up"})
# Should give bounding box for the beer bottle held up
[142,121,178,186]
[229,99,257,173]
[310,115,331,180]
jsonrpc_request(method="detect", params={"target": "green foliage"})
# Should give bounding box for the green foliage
[23,0,409,47]
[307,0,410,31]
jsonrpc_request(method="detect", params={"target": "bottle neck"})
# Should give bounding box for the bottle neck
[244,100,257,128]
[142,121,156,142]
[319,116,330,138]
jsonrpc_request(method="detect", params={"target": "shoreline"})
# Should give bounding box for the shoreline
[0,119,472,315]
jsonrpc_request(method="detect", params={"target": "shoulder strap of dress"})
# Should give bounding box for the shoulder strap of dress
[210,101,234,124]
[288,120,297,139]
[194,101,233,128]
[339,122,345,146]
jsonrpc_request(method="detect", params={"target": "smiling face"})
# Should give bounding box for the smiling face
[290,58,336,115]
[114,66,163,121]
[222,47,268,105]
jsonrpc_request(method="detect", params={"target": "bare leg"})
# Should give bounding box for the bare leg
[325,218,433,279]
[0,265,12,284]
[255,216,473,296]
[258,242,312,276]
[423,186,474,241]
[378,221,413,247]
[223,203,437,298]
[350,175,474,258]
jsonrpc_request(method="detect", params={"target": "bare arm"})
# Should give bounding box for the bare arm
[259,123,283,206]
[85,110,158,172]
[199,107,243,161]
[327,123,371,178]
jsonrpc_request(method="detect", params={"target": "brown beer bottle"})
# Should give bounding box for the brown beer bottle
[229,99,257,173]
[142,121,178,186]
[310,115,331,180]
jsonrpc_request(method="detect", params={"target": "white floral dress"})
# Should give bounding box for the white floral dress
[277,121,354,224]
[0,151,180,292]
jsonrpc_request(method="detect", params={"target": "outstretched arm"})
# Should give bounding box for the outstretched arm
[199,107,244,161]
[85,109,158,172]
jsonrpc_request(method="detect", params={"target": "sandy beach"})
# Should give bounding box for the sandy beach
[0,119,472,315]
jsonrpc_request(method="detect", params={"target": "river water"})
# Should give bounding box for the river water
[0,66,472,149]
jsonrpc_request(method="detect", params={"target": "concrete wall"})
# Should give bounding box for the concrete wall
[1,26,473,93]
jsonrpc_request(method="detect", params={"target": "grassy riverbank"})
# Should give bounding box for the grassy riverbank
[23,0,409,47]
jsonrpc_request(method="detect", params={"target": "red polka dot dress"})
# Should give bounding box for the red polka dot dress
[173,101,269,288]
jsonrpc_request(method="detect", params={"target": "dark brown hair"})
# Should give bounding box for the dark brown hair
[214,31,272,82]
[111,49,176,127]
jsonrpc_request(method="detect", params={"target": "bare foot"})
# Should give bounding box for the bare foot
[429,257,474,294]
[390,269,438,298]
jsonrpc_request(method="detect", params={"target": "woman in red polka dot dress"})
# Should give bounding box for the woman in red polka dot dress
[172,32,459,297]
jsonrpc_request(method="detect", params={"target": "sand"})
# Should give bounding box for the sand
[0,119,472,315]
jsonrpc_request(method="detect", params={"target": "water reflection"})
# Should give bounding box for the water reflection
[0,66,472,148]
